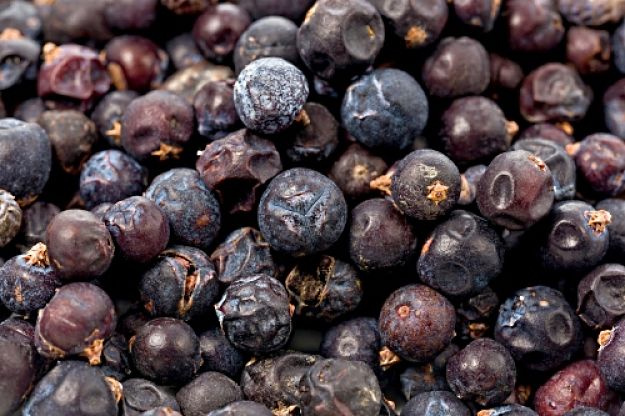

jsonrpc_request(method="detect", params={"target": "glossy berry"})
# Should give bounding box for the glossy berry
[215,274,291,353]
[0,189,21,248]
[558,0,625,26]
[569,133,625,197]
[453,0,501,32]
[207,401,272,416]
[139,245,219,321]
[349,198,417,272]
[121,378,180,416]
[23,361,119,416]
[131,317,201,385]
[400,344,459,399]
[596,199,625,259]
[341,68,428,152]
[192,4,251,63]
[391,149,461,221]
[105,35,168,92]
[121,90,195,162]
[297,0,385,82]
[196,129,282,215]
[446,338,516,406]
[199,329,247,379]
[379,284,456,363]
[258,168,347,257]
[520,63,592,123]
[507,0,564,53]
[145,168,221,250]
[166,33,204,70]
[329,143,388,202]
[0,119,51,205]
[283,102,339,165]
[534,360,610,415]
[35,282,116,365]
[176,372,243,416]
[286,255,363,322]
[489,54,524,91]
[233,57,308,134]
[299,358,382,416]
[566,27,611,75]
[537,200,610,273]
[495,286,583,372]
[46,209,115,281]
[422,37,490,98]
[17,201,60,249]
[193,80,240,140]
[401,391,470,416]
[320,317,381,371]
[477,150,554,230]
[603,79,625,139]
[79,150,149,210]
[0,243,61,315]
[418,210,505,298]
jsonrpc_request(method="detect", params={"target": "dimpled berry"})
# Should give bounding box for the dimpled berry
[233,57,308,134]
[258,168,347,257]
[379,284,456,363]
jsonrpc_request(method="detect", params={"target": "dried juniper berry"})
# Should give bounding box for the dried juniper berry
[422,37,490,99]
[139,245,219,321]
[558,0,625,26]
[46,209,115,280]
[495,286,583,372]
[131,317,201,385]
[0,31,39,90]
[329,143,388,202]
[439,96,515,166]
[14,97,45,124]
[160,62,233,102]
[0,0,41,39]
[341,68,428,152]
[103,196,169,263]
[478,405,538,416]
[299,358,382,416]
[0,189,21,248]
[91,91,139,148]
[458,165,486,205]
[17,201,60,249]
[241,352,320,412]
[207,401,272,416]
[477,149,554,230]
[37,43,111,111]
[233,57,308,134]
[80,150,148,210]
[193,4,251,63]
[390,149,461,221]
[161,0,211,15]
[513,138,576,201]
[215,274,291,353]
[100,333,132,381]
[39,0,113,44]
[0,319,43,415]
[38,110,98,175]
[506,0,564,53]
[297,0,385,82]
[139,408,182,416]
[258,168,347,256]
[196,129,282,215]
[0,243,61,315]
[401,391,470,416]
[320,317,381,371]
[453,0,501,32]
[577,264,625,329]
[176,372,243,416]
[23,361,119,416]
[349,198,417,272]
[598,317,625,392]
[283,102,339,165]
[597,199,625,259]
[400,344,459,399]
[145,168,221,250]
[566,27,611,75]
[122,378,180,416]
[568,133,625,197]
[105,35,168,92]
[121,90,195,162]
[614,20,625,73]
[379,284,456,363]
[193,80,240,141]
[518,123,575,147]
[238,0,314,21]
[446,338,516,406]
[418,210,505,299]
[286,255,363,322]
[520,63,592,123]
[35,282,116,365]
[234,16,299,75]
[603,79,625,139]
[104,0,158,32]
[534,360,610,415]
[563,408,609,416]
[199,328,247,379]
[489,54,524,91]
[536,200,610,273]
[0,119,51,205]
[166,33,205,71]
[455,287,500,343]
[210,227,276,286]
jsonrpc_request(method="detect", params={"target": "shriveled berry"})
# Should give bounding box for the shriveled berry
[559,0,625,26]
[122,378,180,416]
[569,133,625,197]
[566,27,611,75]
[578,264,625,330]
[176,372,243,416]
[329,144,388,202]
[199,329,246,379]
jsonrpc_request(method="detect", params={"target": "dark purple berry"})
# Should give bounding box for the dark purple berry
[453,0,501,32]
[597,198,625,259]
[283,102,339,165]
[320,317,381,371]
[193,80,240,141]
[401,391,470,416]
[506,0,564,53]
[105,36,168,93]
[192,4,251,63]
[199,328,247,379]
[238,0,314,21]
[518,123,574,147]
[559,0,625,26]
[207,401,272,416]
[122,378,180,416]
[603,79,625,139]
[17,201,60,249]
[328,143,388,202]
[578,264,625,330]
[176,372,243,416]
[566,27,611,75]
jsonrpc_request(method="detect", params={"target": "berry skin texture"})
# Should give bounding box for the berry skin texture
[298,358,382,416]
[506,0,565,53]
[207,401,273,416]
[121,378,180,416]
[45,209,115,281]
[91,91,138,147]
[329,143,388,202]
[603,79,625,139]
[233,57,308,135]
[598,317,625,392]
[577,264,625,330]
[400,391,471,416]
[193,80,240,140]
[391,149,461,221]
[558,0,625,26]
[35,282,116,365]
[566,27,611,75]
[0,189,21,248]
[215,274,291,354]
[199,329,247,379]
[192,4,251,63]
[341,68,429,152]
[446,338,516,407]
[477,150,555,230]
[563,408,609,416]
[453,0,501,32]
[477,404,538,416]
[495,286,583,373]
[258,168,347,257]
[569,133,625,197]
[597,198,625,259]
[379,284,456,363]
[320,317,381,370]
[176,372,243,416]
[238,0,315,21]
